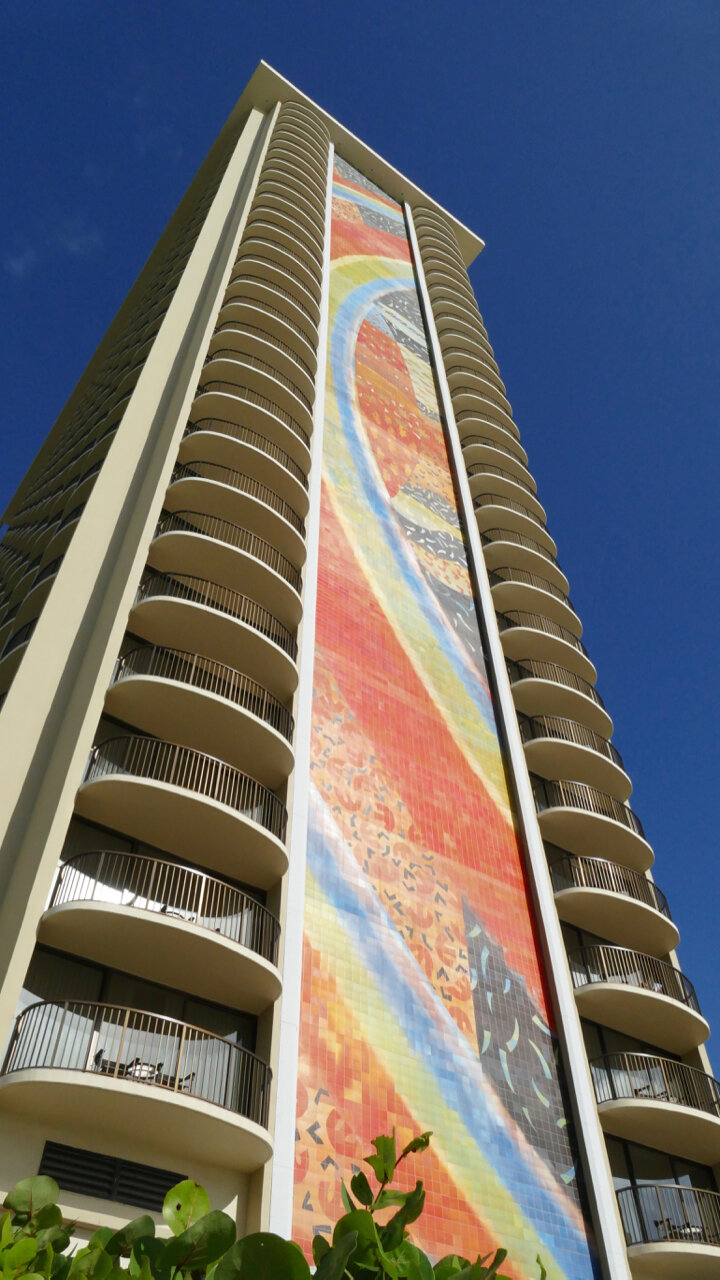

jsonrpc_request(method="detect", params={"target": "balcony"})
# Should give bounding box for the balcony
[456,408,521,454]
[149,510,302,629]
[474,494,556,556]
[467,462,543,511]
[506,655,609,735]
[105,644,293,788]
[531,774,652,870]
[75,736,287,888]
[550,852,678,955]
[180,418,310,515]
[569,945,709,1054]
[519,713,631,801]
[461,435,532,482]
[480,527,568,592]
[592,1053,720,1165]
[216,292,317,377]
[40,851,281,1012]
[0,1001,272,1170]
[617,1184,720,1277]
[191,375,311,471]
[129,570,298,698]
[497,611,595,682]
[211,319,316,404]
[166,460,306,566]
[489,568,580,636]
[201,348,313,437]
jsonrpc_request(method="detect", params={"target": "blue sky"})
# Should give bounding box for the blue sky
[2,3,719,1042]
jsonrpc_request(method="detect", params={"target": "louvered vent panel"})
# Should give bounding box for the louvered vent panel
[38,1141,185,1212]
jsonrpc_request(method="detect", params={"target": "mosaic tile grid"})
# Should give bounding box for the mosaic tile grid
[291,155,599,1279]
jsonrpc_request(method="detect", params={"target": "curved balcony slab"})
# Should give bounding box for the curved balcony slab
[105,646,293,788]
[474,496,557,556]
[490,575,581,637]
[618,1185,720,1278]
[551,853,678,954]
[217,294,317,376]
[570,947,708,1054]
[467,466,544,518]
[462,439,535,489]
[149,511,303,630]
[201,353,313,437]
[594,1052,720,1164]
[480,529,568,593]
[75,737,287,889]
[210,322,315,405]
[129,572,298,699]
[221,274,318,351]
[0,1002,272,1171]
[532,775,652,871]
[165,464,306,568]
[180,419,309,517]
[498,615,596,683]
[521,715,631,801]
[40,891,281,1014]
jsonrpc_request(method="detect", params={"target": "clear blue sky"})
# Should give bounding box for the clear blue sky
[2,3,719,1041]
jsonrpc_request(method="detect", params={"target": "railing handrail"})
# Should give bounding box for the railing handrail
[83,735,287,843]
[202,348,312,413]
[218,293,316,357]
[194,380,311,451]
[591,1051,720,1116]
[1,1000,271,1127]
[549,851,669,917]
[617,1183,720,1249]
[133,569,297,660]
[112,643,294,741]
[519,712,624,768]
[531,773,645,838]
[228,259,318,325]
[170,460,305,535]
[184,418,308,490]
[241,218,324,288]
[506,656,603,704]
[154,509,302,594]
[50,850,281,965]
[568,944,701,1012]
[460,432,525,464]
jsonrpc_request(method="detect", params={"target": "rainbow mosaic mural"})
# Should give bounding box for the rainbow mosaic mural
[292,156,599,1279]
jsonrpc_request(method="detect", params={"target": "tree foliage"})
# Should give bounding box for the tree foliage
[1,1131,546,1279]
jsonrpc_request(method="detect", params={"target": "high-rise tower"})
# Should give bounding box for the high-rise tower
[0,63,716,1280]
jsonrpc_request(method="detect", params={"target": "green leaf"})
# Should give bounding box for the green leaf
[333,1209,379,1268]
[393,1241,434,1280]
[381,1182,425,1252]
[1,1213,13,1249]
[314,1231,358,1280]
[400,1133,433,1161]
[128,1238,166,1280]
[373,1189,412,1210]
[32,1207,62,1233]
[162,1181,211,1236]
[87,1233,113,1253]
[104,1218,155,1259]
[4,1181,59,1218]
[51,1255,71,1280]
[5,1237,38,1267]
[311,1234,331,1265]
[339,1182,356,1213]
[214,1233,310,1280]
[68,1247,113,1280]
[349,1172,374,1207]
[536,1260,547,1280]
[364,1131,397,1185]
[157,1212,235,1272]
[35,1228,70,1253]
[480,1249,508,1279]
[434,1260,471,1280]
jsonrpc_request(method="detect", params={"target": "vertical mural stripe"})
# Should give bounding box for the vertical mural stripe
[292,156,599,1280]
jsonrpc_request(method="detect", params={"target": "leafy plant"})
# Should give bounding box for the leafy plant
[1,1133,546,1279]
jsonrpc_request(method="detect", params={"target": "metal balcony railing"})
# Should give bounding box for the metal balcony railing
[480,527,561,567]
[549,852,669,917]
[50,850,280,965]
[456,409,519,446]
[467,462,534,495]
[592,1051,720,1118]
[617,1184,720,1249]
[112,644,294,741]
[531,774,645,839]
[214,320,315,382]
[568,945,701,1013]
[2,1001,271,1126]
[489,567,571,607]
[170,461,305,536]
[518,713,624,769]
[498,613,590,658]
[474,493,546,529]
[194,381,310,451]
[133,570,297,661]
[154,510,302,595]
[229,258,319,323]
[83,736,287,843]
[184,419,308,490]
[506,657,603,705]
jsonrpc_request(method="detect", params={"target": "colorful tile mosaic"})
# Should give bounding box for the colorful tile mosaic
[292,156,599,1280]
